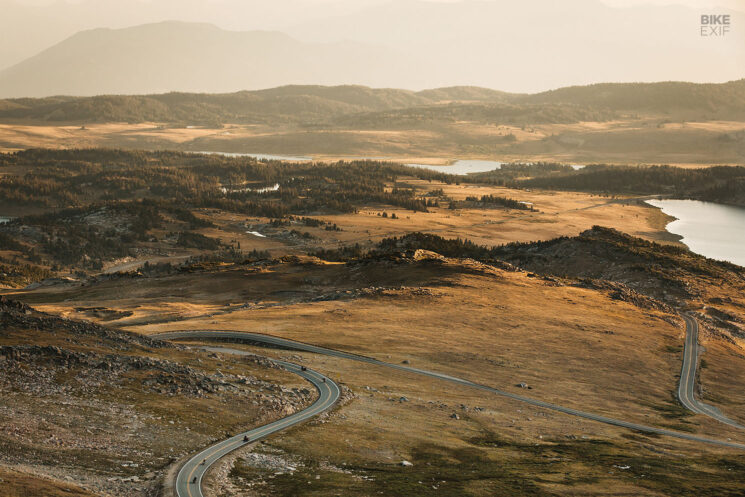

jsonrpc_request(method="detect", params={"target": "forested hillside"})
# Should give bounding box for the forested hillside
[516,165,745,206]
[525,80,745,119]
[2,79,743,125]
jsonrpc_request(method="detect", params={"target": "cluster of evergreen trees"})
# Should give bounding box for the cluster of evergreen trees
[0,150,455,213]
[468,162,576,185]
[449,194,534,211]
[516,164,745,205]
[0,149,460,271]
[314,232,502,262]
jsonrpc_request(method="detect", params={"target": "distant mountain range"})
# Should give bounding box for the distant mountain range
[0,21,415,98]
[1,0,744,99]
[2,80,743,125]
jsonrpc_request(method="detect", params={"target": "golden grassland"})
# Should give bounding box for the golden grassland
[14,255,745,496]
[219,339,745,497]
[16,257,745,439]
[2,145,745,494]
[1,118,743,165]
[0,468,98,497]
[153,182,679,261]
[68,180,680,276]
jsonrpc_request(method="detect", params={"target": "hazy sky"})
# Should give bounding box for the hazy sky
[1,0,743,93]
[9,0,745,10]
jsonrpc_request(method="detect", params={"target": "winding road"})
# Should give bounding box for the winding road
[678,313,745,429]
[156,330,745,457]
[157,342,340,497]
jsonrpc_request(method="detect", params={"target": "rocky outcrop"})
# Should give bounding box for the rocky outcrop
[493,226,744,303]
[0,296,169,349]
[573,278,674,313]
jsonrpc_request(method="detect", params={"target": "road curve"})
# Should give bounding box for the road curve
[155,330,745,450]
[156,340,340,497]
[678,313,745,429]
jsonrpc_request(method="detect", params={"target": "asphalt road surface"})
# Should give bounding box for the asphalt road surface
[155,340,340,497]
[678,313,745,429]
[155,330,745,451]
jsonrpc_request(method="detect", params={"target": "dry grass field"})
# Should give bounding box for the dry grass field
[10,253,745,496]
[4,183,744,496]
[133,182,679,268]
[1,145,744,496]
[45,180,675,277]
[32,257,745,434]
[0,468,98,497]
[1,118,743,165]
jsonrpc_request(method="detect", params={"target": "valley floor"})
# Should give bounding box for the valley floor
[1,118,744,165]
[2,148,745,497]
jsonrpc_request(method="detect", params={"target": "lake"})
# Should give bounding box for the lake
[646,199,745,267]
[404,159,504,175]
[196,151,508,174]
[196,151,313,162]
[221,183,280,194]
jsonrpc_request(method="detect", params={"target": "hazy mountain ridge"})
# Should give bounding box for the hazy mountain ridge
[0,86,437,124]
[0,21,415,98]
[1,7,744,98]
[1,79,743,125]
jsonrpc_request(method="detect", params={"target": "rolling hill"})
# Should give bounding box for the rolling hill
[1,79,744,125]
[0,86,435,125]
[525,80,745,119]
